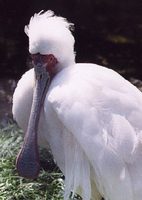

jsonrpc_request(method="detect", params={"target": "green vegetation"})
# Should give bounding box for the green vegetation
[0,124,65,200]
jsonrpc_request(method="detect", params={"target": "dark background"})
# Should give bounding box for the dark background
[1,0,142,80]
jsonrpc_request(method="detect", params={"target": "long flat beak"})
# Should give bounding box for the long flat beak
[16,62,50,179]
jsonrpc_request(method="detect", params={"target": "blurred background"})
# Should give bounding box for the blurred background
[0,0,142,125]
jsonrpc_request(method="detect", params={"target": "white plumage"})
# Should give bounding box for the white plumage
[12,11,142,200]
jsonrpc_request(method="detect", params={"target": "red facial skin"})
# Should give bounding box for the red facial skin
[31,53,58,77]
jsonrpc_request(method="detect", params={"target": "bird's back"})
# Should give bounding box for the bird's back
[46,63,142,200]
[13,63,142,200]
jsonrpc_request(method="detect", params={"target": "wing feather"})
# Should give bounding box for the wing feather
[47,64,142,199]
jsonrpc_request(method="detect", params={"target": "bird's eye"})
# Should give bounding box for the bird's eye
[48,54,55,62]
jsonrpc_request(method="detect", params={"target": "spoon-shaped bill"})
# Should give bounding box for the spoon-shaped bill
[16,63,50,179]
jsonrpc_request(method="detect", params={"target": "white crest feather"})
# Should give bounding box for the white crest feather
[24,10,75,69]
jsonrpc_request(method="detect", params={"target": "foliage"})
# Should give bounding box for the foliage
[0,124,65,200]
[0,124,82,199]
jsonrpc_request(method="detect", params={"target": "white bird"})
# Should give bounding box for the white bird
[12,10,142,200]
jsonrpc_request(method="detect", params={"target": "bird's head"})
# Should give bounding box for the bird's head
[16,11,75,179]
[25,10,75,74]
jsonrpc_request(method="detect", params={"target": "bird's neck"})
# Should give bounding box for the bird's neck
[57,59,75,73]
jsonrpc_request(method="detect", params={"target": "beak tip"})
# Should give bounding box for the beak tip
[16,146,40,179]
[16,157,40,179]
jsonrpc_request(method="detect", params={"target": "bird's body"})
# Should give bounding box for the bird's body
[12,11,142,200]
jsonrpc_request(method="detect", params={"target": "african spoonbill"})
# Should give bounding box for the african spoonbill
[12,10,142,200]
